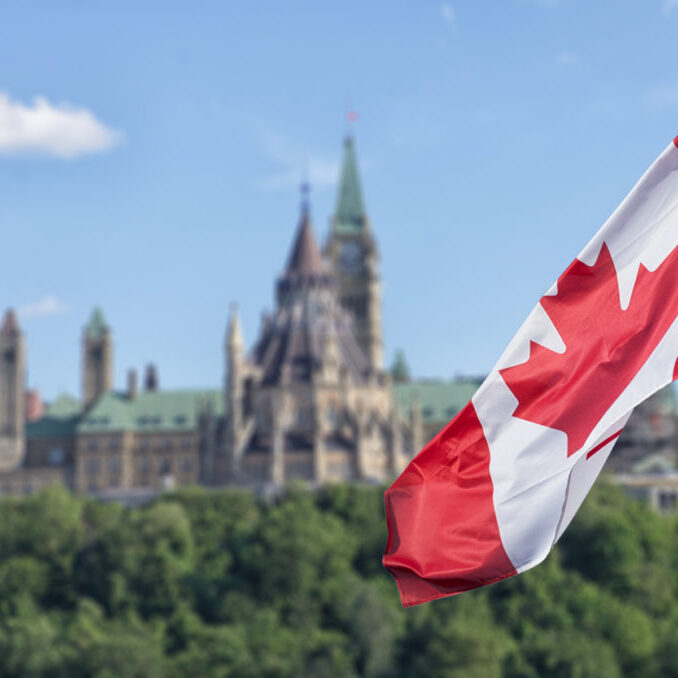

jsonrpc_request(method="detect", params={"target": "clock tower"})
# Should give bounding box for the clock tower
[326,136,383,370]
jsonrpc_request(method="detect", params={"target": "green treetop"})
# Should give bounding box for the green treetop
[390,349,411,383]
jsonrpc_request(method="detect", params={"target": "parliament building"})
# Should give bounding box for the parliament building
[0,136,480,499]
[2,136,675,501]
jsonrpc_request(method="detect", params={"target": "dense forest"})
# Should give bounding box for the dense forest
[0,481,676,677]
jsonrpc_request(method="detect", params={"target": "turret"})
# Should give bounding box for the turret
[277,185,335,308]
[0,309,25,469]
[226,304,245,473]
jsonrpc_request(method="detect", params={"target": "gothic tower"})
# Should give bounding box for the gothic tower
[82,307,113,409]
[0,309,25,469]
[326,136,383,370]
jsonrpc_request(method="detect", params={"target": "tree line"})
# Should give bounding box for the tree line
[0,480,676,676]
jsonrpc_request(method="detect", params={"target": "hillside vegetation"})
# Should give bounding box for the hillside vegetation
[0,481,676,677]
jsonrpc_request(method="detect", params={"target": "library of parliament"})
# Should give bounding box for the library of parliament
[0,136,676,501]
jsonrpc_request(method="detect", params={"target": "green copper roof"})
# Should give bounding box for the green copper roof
[334,136,366,234]
[394,379,482,423]
[27,389,226,439]
[631,453,676,475]
[77,389,224,434]
[26,393,81,440]
[86,307,108,339]
[27,378,483,439]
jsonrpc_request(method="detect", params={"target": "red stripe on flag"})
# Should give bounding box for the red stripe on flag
[674,135,678,149]
[383,402,517,606]
[586,429,623,459]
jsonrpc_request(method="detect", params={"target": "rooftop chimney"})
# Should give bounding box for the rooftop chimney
[144,363,158,392]
[127,369,138,400]
[24,389,44,422]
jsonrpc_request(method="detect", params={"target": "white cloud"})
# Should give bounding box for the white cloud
[18,295,70,319]
[663,0,678,14]
[256,126,339,190]
[441,3,456,25]
[0,92,121,159]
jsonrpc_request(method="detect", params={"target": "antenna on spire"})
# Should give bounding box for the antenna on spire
[300,179,311,214]
[299,151,311,214]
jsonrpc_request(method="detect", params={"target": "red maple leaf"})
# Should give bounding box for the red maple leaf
[499,242,678,457]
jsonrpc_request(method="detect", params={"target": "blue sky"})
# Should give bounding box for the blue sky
[2,1,678,399]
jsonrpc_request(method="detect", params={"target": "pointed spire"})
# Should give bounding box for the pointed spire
[334,136,366,233]
[285,186,326,276]
[227,303,244,351]
[0,309,19,338]
[86,307,107,339]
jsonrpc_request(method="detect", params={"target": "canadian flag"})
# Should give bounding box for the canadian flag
[383,136,678,607]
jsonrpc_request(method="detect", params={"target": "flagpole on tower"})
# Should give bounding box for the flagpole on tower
[344,97,358,136]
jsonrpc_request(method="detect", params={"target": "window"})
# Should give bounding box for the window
[181,456,193,472]
[326,403,339,426]
[48,447,64,466]
[86,459,100,474]
[659,491,677,512]
[296,407,310,428]
[255,408,269,431]
[244,378,254,416]
[107,458,121,473]
[87,439,98,452]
